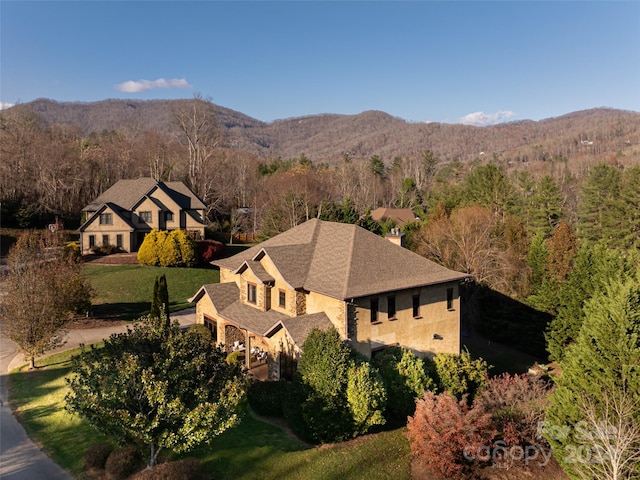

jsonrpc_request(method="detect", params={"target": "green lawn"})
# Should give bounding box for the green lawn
[10,349,411,480]
[83,264,218,319]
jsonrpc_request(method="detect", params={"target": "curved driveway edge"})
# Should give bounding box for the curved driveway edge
[0,308,196,479]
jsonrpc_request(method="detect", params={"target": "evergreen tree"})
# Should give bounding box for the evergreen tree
[531,175,563,238]
[618,166,640,249]
[463,163,514,215]
[150,274,170,321]
[545,278,640,479]
[546,242,637,361]
[577,163,621,245]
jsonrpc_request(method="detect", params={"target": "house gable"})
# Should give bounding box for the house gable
[78,178,206,254]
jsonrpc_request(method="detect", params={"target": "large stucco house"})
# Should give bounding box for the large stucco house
[189,218,469,380]
[78,178,206,255]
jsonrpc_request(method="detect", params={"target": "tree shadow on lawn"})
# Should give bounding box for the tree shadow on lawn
[90,301,152,321]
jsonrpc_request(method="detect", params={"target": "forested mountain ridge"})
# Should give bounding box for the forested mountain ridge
[10,98,640,164]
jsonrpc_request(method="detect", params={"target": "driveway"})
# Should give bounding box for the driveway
[0,308,196,479]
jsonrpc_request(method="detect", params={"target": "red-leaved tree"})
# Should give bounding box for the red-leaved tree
[406,391,494,480]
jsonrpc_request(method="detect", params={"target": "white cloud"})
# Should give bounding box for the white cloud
[115,78,192,93]
[0,102,15,110]
[459,110,516,126]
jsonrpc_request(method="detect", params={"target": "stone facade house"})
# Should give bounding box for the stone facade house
[190,219,469,380]
[78,178,206,255]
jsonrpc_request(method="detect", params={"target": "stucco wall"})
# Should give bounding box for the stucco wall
[351,281,461,359]
[81,206,133,254]
[306,291,346,337]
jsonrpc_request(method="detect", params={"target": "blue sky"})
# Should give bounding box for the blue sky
[1,1,639,125]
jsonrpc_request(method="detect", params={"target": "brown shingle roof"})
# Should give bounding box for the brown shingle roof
[214,219,469,300]
[83,178,205,212]
[370,208,416,225]
[265,313,334,346]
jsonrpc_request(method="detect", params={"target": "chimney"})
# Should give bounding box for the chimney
[385,227,405,248]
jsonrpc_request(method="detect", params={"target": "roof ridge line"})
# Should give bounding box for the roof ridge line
[341,223,357,299]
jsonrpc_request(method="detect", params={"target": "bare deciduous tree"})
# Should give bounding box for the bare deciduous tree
[171,94,224,214]
[571,387,640,480]
[0,231,94,368]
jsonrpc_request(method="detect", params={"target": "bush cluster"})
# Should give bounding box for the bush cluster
[133,458,207,480]
[83,441,114,471]
[406,373,552,480]
[247,380,286,417]
[91,243,121,255]
[137,230,197,267]
[104,445,143,480]
[253,328,491,445]
[197,239,226,263]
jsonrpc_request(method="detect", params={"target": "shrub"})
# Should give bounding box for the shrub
[226,350,244,365]
[159,232,181,267]
[294,328,354,443]
[281,380,312,441]
[478,373,551,448]
[170,229,197,267]
[133,458,206,480]
[197,239,226,263]
[248,380,286,417]
[189,324,212,342]
[346,361,386,435]
[64,241,81,259]
[104,445,143,480]
[137,230,197,267]
[91,243,120,255]
[373,346,436,421]
[83,441,114,471]
[137,230,166,266]
[433,349,489,401]
[406,391,494,480]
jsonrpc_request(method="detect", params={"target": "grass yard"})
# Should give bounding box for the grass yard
[9,349,411,480]
[83,264,218,320]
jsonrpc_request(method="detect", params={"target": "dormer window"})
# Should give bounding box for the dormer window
[247,283,257,304]
[140,211,152,223]
[278,290,286,308]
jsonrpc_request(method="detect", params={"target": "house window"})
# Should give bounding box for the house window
[278,290,286,308]
[139,211,152,223]
[88,235,95,248]
[165,211,174,222]
[370,298,379,323]
[116,234,123,248]
[204,317,217,342]
[247,283,257,304]
[387,295,396,319]
[412,294,420,318]
[102,234,109,246]
[447,288,454,310]
[99,213,112,225]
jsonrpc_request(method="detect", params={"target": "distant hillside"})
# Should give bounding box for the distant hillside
[11,98,640,164]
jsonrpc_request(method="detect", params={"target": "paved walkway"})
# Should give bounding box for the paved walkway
[0,308,196,479]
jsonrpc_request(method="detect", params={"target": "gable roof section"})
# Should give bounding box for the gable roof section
[188,282,238,308]
[83,178,206,212]
[78,202,136,232]
[265,313,334,346]
[214,218,469,300]
[236,260,275,284]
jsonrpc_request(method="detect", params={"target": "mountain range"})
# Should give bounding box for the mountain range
[10,98,640,164]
